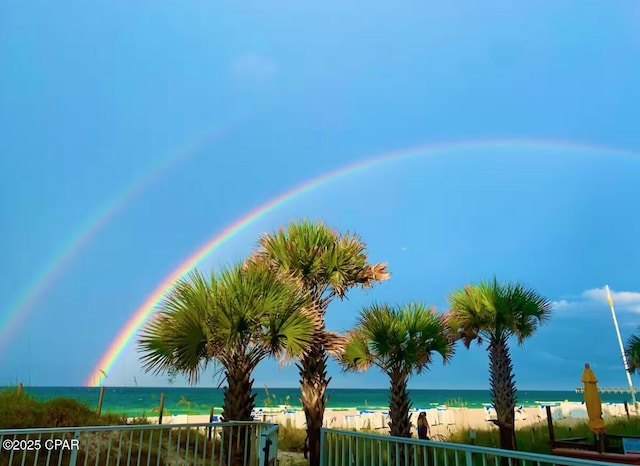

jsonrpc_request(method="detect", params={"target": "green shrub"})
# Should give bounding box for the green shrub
[0,388,129,429]
[0,389,40,428]
[444,417,640,454]
[278,426,307,452]
[38,397,102,427]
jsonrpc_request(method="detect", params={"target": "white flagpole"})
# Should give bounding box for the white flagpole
[605,285,637,410]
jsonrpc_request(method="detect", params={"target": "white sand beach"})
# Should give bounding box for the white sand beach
[133,401,632,437]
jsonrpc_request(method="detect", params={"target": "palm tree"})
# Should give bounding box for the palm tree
[447,278,552,451]
[340,303,454,438]
[138,261,315,466]
[249,220,390,466]
[625,328,640,374]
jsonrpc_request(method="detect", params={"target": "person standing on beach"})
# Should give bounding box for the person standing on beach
[417,412,430,440]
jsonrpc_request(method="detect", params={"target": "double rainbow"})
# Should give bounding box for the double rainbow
[76,138,636,386]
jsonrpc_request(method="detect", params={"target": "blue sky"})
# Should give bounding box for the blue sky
[1,1,640,390]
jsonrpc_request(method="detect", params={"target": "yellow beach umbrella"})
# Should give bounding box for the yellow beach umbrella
[582,363,605,434]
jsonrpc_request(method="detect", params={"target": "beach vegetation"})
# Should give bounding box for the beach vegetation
[248,219,390,466]
[176,394,199,414]
[261,385,293,412]
[0,389,127,429]
[444,397,468,408]
[447,278,553,451]
[263,385,277,409]
[446,416,640,454]
[277,424,308,452]
[625,327,640,374]
[340,303,453,439]
[138,261,315,466]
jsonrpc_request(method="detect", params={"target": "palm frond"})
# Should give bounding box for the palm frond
[252,219,390,303]
[340,331,374,373]
[324,330,349,357]
[625,329,640,374]
[340,302,454,378]
[447,278,551,347]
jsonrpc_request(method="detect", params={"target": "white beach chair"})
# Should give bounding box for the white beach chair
[437,408,454,425]
[359,410,375,430]
[484,406,497,421]
[607,403,625,417]
[378,412,390,430]
[551,406,564,419]
[569,407,588,419]
[344,414,361,429]
[323,416,337,427]
[426,409,439,426]
[284,411,297,428]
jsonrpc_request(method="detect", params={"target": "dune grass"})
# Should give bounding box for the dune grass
[0,389,130,429]
[446,417,640,454]
[274,417,640,455]
[0,389,224,466]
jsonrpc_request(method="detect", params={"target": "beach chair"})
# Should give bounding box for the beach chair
[569,407,588,419]
[551,406,565,420]
[284,411,297,428]
[378,412,390,430]
[608,403,626,417]
[515,406,527,421]
[426,409,439,426]
[359,410,375,430]
[344,414,361,429]
[437,407,455,425]
[323,416,337,427]
[485,406,497,422]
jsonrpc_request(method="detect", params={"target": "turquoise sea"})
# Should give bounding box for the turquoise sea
[4,387,635,417]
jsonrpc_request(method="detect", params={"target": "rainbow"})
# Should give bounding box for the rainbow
[0,119,245,355]
[84,138,638,386]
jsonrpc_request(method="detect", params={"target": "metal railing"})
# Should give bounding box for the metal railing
[0,421,277,466]
[319,428,623,466]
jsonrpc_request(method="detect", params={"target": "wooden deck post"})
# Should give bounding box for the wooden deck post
[96,386,105,416]
[546,406,555,444]
[158,393,165,425]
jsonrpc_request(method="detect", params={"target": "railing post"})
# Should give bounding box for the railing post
[465,450,473,466]
[262,437,271,466]
[68,429,80,466]
[319,428,326,466]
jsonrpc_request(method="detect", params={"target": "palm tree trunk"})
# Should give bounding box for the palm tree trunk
[222,361,257,466]
[298,344,329,466]
[388,372,413,466]
[488,337,517,452]
[388,372,412,438]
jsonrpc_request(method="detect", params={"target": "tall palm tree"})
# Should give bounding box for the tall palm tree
[249,220,390,466]
[138,262,315,466]
[447,278,552,451]
[340,303,454,438]
[625,328,640,374]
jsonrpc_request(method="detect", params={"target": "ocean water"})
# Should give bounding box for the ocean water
[4,386,635,417]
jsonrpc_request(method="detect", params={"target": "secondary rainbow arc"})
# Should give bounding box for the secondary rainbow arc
[0,120,244,355]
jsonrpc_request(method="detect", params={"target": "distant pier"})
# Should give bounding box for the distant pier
[574,386,638,394]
